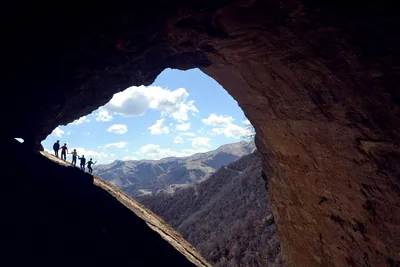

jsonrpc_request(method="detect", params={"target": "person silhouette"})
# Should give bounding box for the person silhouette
[87,158,97,174]
[69,149,78,166]
[60,143,68,161]
[53,140,60,157]
[78,155,86,170]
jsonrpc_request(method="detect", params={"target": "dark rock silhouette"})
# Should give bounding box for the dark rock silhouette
[0,139,208,267]
[1,1,400,266]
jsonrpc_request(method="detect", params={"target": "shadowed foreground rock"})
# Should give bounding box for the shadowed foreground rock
[0,140,208,267]
[1,1,400,266]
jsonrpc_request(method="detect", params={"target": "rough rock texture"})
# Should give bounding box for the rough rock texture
[2,1,400,267]
[0,139,209,267]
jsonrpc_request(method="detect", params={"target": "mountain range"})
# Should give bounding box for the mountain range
[94,141,256,197]
[137,151,282,267]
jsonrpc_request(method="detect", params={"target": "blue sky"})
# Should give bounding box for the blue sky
[41,68,251,163]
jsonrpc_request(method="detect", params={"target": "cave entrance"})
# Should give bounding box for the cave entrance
[41,68,254,165]
[3,1,400,266]
[40,68,279,266]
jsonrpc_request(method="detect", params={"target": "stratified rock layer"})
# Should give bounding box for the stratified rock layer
[1,1,399,266]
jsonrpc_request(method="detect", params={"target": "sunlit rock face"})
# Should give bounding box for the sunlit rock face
[2,0,399,266]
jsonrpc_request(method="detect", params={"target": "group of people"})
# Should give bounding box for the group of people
[52,140,97,173]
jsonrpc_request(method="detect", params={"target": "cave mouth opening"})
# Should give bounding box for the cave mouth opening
[40,67,255,165]
[3,1,400,266]
[37,67,278,266]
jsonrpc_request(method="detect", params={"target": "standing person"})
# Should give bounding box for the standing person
[86,158,97,174]
[53,140,60,157]
[69,149,78,166]
[78,155,86,171]
[60,143,68,161]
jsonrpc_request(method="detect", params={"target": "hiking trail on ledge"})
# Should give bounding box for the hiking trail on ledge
[38,151,211,267]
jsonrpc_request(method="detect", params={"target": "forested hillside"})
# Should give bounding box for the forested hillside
[138,152,282,267]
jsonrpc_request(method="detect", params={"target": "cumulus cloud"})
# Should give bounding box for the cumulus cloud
[202,114,234,126]
[191,137,211,148]
[138,144,178,159]
[136,144,209,160]
[69,115,90,125]
[210,124,249,138]
[95,107,113,122]
[174,136,184,144]
[180,132,196,136]
[148,118,169,135]
[243,118,251,126]
[176,122,191,131]
[107,124,128,134]
[73,147,115,161]
[99,142,128,148]
[104,85,198,122]
[202,113,250,139]
[51,127,64,137]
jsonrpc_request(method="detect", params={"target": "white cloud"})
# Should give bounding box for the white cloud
[104,85,198,122]
[169,100,198,122]
[139,144,173,158]
[51,127,64,137]
[202,114,250,139]
[210,124,249,138]
[73,147,115,161]
[148,118,169,135]
[99,142,128,148]
[191,137,211,148]
[180,132,196,136]
[202,114,234,126]
[69,116,90,125]
[243,118,251,126]
[176,122,191,131]
[107,124,128,134]
[95,107,113,122]
[136,144,209,160]
[174,136,184,144]
[66,131,72,135]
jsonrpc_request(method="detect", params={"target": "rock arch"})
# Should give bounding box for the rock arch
[2,1,399,266]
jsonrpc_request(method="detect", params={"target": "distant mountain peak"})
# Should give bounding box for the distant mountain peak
[94,141,256,196]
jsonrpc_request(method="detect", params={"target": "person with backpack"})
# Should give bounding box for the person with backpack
[53,140,60,157]
[60,143,68,161]
[69,149,78,166]
[86,158,97,174]
[78,155,86,171]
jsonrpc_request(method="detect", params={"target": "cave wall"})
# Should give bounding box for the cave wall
[198,3,400,265]
[2,0,399,266]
